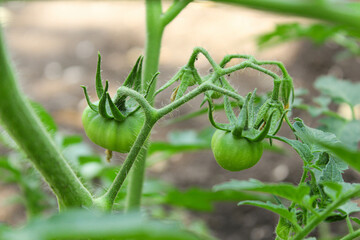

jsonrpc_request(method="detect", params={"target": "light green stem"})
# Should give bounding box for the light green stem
[0,28,93,209]
[211,0,360,29]
[95,120,155,210]
[125,0,192,211]
[341,229,360,240]
[123,0,163,212]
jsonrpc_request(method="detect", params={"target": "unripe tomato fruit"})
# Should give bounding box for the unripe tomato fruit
[211,130,263,171]
[82,106,145,153]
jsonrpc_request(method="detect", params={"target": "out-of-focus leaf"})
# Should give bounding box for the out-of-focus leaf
[258,23,340,47]
[318,117,347,137]
[323,182,360,200]
[78,155,102,165]
[338,120,360,149]
[213,179,309,204]
[62,141,94,166]
[163,187,270,212]
[4,210,200,240]
[315,76,360,107]
[0,156,20,177]
[257,22,360,56]
[239,201,298,227]
[148,128,213,157]
[29,101,57,135]
[338,201,360,215]
[80,162,104,180]
[351,217,360,225]
[61,135,83,148]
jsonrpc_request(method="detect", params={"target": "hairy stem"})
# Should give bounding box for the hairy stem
[96,120,155,210]
[0,28,93,209]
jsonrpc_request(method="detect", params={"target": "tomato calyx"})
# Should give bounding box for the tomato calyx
[81,53,151,122]
[207,88,288,142]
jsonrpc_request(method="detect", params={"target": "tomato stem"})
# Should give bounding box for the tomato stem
[0,28,93,209]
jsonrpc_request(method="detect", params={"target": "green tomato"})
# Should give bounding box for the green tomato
[211,130,263,171]
[82,106,144,153]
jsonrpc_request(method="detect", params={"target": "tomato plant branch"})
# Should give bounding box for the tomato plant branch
[292,186,360,240]
[0,29,93,209]
[210,0,360,29]
[95,118,155,210]
[156,82,244,118]
[341,228,360,240]
[346,215,354,234]
[161,0,192,27]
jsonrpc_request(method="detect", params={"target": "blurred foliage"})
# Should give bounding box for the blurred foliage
[258,22,360,59]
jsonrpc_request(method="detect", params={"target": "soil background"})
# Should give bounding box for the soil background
[1,1,360,240]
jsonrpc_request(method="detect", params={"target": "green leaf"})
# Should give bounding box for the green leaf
[320,156,344,183]
[29,101,57,135]
[214,179,309,204]
[147,128,214,166]
[293,119,341,153]
[5,210,200,240]
[163,187,270,212]
[323,182,360,200]
[276,217,292,240]
[338,201,360,215]
[350,217,360,225]
[338,120,360,150]
[239,201,298,227]
[309,135,360,173]
[78,155,102,165]
[315,76,360,107]
[1,100,57,149]
[270,135,313,163]
[257,23,340,48]
[61,135,83,148]
[0,156,20,177]
[318,117,347,138]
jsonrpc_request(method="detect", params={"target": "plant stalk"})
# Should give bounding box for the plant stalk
[124,0,164,212]
[0,28,93,209]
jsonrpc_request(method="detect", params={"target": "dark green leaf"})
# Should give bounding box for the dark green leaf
[163,187,270,212]
[61,135,83,148]
[214,179,309,204]
[239,201,297,227]
[78,155,102,165]
[350,217,360,225]
[29,101,57,135]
